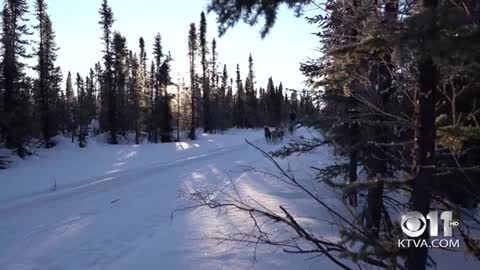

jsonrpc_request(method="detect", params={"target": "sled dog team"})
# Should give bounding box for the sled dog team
[264,126,285,143]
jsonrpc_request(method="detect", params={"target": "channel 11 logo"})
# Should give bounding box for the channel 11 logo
[401,211,459,238]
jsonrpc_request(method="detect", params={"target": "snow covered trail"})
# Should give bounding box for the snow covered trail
[0,130,264,203]
[0,132,323,270]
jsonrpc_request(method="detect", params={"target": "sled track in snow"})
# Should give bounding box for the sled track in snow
[0,138,262,211]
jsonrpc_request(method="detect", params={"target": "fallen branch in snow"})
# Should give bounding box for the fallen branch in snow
[111,199,120,204]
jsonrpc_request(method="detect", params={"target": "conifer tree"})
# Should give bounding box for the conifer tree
[86,68,96,122]
[224,69,233,130]
[76,73,87,147]
[210,38,219,131]
[130,53,144,144]
[234,64,245,127]
[34,0,60,148]
[98,0,116,144]
[151,33,173,143]
[150,34,163,142]
[245,54,257,128]
[1,0,32,156]
[112,32,128,135]
[139,37,151,139]
[199,11,211,132]
[148,60,156,142]
[158,52,173,142]
[65,72,75,141]
[265,77,275,126]
[217,64,228,131]
[187,23,198,139]
[139,37,147,77]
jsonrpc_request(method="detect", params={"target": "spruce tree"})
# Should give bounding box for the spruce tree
[187,23,198,139]
[76,73,87,147]
[148,60,156,142]
[65,72,74,139]
[245,54,257,128]
[1,0,32,156]
[112,32,128,135]
[265,77,275,126]
[152,33,163,143]
[234,64,245,128]
[139,37,150,140]
[210,38,219,131]
[98,0,116,144]
[199,11,211,132]
[130,53,144,144]
[218,64,228,131]
[87,68,96,122]
[34,0,60,148]
[224,69,233,130]
[158,52,173,142]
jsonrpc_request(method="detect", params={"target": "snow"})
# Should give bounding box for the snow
[1,129,318,270]
[0,128,478,269]
[0,129,262,204]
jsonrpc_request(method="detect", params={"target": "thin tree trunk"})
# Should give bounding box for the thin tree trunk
[348,148,358,207]
[407,55,438,270]
[407,2,438,266]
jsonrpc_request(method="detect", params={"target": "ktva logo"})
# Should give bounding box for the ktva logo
[398,211,460,248]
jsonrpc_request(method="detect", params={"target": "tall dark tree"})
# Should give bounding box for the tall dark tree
[158,52,173,142]
[98,0,116,144]
[210,38,219,131]
[34,0,60,148]
[199,11,211,132]
[1,0,32,156]
[139,37,147,77]
[148,60,156,142]
[234,64,245,127]
[224,70,233,129]
[245,54,257,128]
[86,68,96,122]
[151,33,163,142]
[407,0,439,269]
[187,23,198,139]
[139,37,151,140]
[130,53,144,144]
[65,71,75,141]
[112,32,128,135]
[76,73,87,148]
[151,33,173,143]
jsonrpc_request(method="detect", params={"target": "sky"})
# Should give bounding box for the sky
[31,0,320,91]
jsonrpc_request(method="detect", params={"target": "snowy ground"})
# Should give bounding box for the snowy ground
[0,129,324,270]
[0,129,478,269]
[0,129,262,203]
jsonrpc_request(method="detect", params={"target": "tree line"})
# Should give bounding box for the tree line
[0,0,316,159]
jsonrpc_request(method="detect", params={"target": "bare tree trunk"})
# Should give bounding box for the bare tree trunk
[407,56,438,270]
[190,85,196,140]
[365,156,385,237]
[135,124,140,145]
[407,1,438,267]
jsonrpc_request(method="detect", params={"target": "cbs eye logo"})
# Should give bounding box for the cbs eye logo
[401,211,457,238]
[401,211,427,237]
